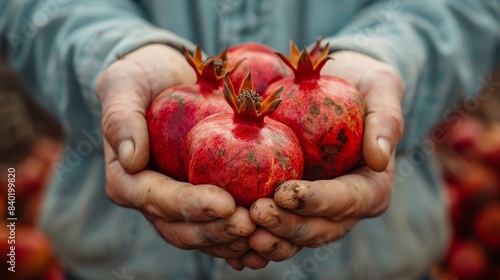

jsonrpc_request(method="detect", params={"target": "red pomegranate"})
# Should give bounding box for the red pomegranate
[227,42,292,96]
[0,226,53,279]
[265,40,365,180]
[147,46,241,181]
[184,71,304,208]
[474,206,500,252]
[447,240,490,280]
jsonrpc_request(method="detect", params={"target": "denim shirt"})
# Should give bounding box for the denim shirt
[1,0,499,279]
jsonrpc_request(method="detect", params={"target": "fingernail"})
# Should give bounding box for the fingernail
[377,138,391,158]
[205,209,225,219]
[227,237,248,252]
[260,243,277,254]
[118,140,134,169]
[225,225,243,237]
[261,215,280,228]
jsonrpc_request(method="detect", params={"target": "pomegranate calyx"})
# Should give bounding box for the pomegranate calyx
[223,70,283,121]
[276,39,332,83]
[183,45,243,90]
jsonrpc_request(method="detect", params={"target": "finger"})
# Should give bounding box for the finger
[250,199,355,247]
[200,237,250,259]
[103,139,236,221]
[241,251,270,270]
[97,61,153,173]
[226,258,245,271]
[248,227,302,261]
[153,208,255,249]
[96,44,195,173]
[359,66,405,172]
[274,160,394,219]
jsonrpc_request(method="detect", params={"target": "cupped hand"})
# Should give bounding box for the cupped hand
[96,44,255,260]
[238,50,405,268]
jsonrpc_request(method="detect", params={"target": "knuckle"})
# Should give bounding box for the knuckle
[376,65,405,94]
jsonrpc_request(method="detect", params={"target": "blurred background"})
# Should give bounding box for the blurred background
[0,58,499,279]
[0,59,65,280]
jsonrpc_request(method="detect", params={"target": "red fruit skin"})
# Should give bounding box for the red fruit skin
[445,180,465,230]
[439,117,485,152]
[184,113,304,208]
[474,206,500,252]
[227,44,292,96]
[266,77,364,180]
[228,42,276,55]
[0,226,53,279]
[147,85,230,181]
[447,240,490,280]
[459,162,498,208]
[41,262,65,280]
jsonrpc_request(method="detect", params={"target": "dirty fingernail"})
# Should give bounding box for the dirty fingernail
[227,237,249,252]
[260,215,280,228]
[225,225,244,237]
[260,243,277,254]
[205,209,225,219]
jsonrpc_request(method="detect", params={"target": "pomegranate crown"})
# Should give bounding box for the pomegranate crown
[183,45,243,89]
[275,38,331,82]
[223,70,283,121]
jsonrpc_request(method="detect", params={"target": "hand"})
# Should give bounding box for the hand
[232,51,405,269]
[96,44,255,260]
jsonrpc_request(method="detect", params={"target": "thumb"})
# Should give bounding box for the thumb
[96,60,152,173]
[360,68,405,172]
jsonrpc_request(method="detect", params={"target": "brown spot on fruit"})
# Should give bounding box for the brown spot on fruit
[323,98,343,115]
[309,103,320,117]
[269,204,274,209]
[246,151,257,163]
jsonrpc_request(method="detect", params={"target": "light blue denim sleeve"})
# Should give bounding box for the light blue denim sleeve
[323,0,500,152]
[0,0,195,121]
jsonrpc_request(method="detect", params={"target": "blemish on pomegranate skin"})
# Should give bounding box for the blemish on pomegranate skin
[309,104,320,117]
[148,188,151,193]
[269,204,274,209]
[216,149,225,156]
[322,98,343,116]
[337,129,348,144]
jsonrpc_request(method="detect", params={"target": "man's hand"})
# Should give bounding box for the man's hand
[231,50,405,269]
[96,44,255,260]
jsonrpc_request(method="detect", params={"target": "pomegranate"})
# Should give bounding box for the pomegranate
[184,71,304,208]
[265,40,365,180]
[459,161,498,209]
[447,240,490,280]
[227,42,292,96]
[147,46,241,181]
[474,206,500,252]
[0,226,53,279]
[445,179,465,230]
